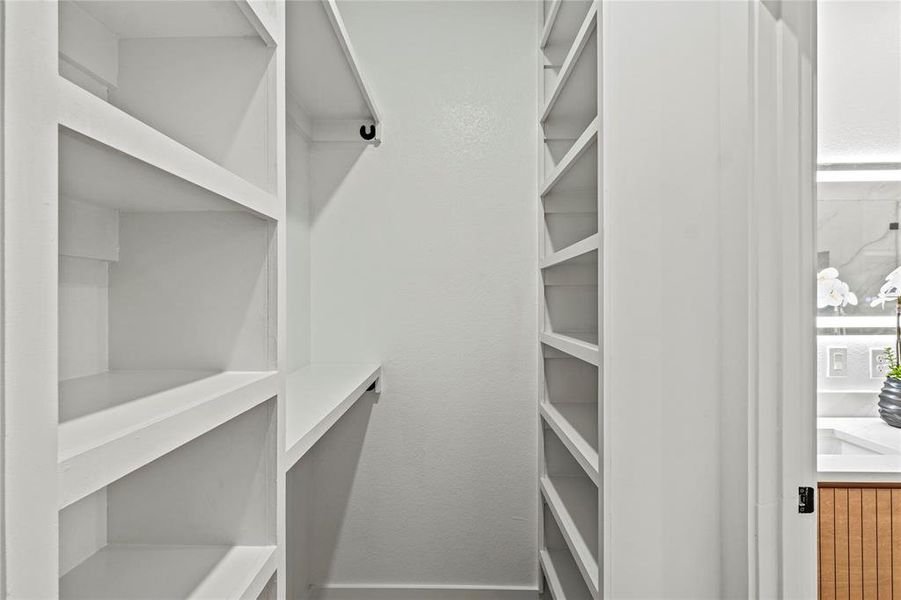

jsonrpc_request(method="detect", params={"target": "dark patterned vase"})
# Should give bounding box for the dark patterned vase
[879,377,901,428]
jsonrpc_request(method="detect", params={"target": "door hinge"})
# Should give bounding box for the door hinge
[799,486,815,513]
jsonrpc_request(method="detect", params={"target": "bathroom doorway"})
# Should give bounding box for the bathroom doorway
[814,2,901,596]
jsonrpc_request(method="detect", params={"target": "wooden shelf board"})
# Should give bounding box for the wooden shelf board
[541,476,599,598]
[540,234,599,270]
[541,118,599,198]
[286,1,382,131]
[60,544,276,600]
[540,332,599,366]
[58,77,279,219]
[540,3,598,124]
[59,370,278,509]
[540,548,594,600]
[285,363,381,469]
[541,402,599,485]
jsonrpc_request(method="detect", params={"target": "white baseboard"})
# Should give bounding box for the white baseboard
[308,584,540,600]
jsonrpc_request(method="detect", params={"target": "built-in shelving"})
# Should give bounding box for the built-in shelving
[58,77,279,219]
[540,548,593,600]
[284,364,382,469]
[541,9,596,120]
[281,2,386,594]
[542,118,599,198]
[286,0,383,143]
[6,0,398,595]
[540,332,600,366]
[59,400,276,599]
[541,403,599,484]
[59,370,278,509]
[58,0,279,192]
[60,544,276,600]
[541,3,598,145]
[538,0,602,592]
[238,0,280,47]
[542,0,593,56]
[540,234,599,270]
[541,0,564,49]
[541,475,599,598]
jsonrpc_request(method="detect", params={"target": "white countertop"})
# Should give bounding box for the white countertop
[819,417,901,482]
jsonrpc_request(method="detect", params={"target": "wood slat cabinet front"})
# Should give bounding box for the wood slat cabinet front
[819,484,901,600]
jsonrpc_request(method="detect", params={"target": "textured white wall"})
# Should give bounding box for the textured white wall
[307,0,538,587]
[818,0,901,163]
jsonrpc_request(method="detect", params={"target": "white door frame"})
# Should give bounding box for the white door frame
[1,2,60,598]
[599,1,816,597]
[744,1,819,596]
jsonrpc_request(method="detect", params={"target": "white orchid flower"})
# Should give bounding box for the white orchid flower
[817,268,858,309]
[871,266,901,307]
[818,267,839,282]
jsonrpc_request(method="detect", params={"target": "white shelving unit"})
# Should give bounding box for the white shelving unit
[58,77,280,219]
[541,429,599,599]
[2,1,383,597]
[60,544,277,600]
[284,364,381,469]
[285,0,382,143]
[540,549,593,600]
[282,1,384,594]
[540,332,600,367]
[538,0,602,597]
[58,400,278,597]
[59,370,278,509]
[540,400,599,485]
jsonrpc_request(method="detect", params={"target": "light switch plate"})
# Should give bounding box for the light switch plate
[827,346,848,378]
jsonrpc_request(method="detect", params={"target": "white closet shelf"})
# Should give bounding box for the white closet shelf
[59,544,276,600]
[58,77,280,219]
[286,0,383,143]
[541,402,599,485]
[540,332,599,366]
[285,363,381,469]
[323,0,381,124]
[540,2,598,124]
[68,0,277,45]
[540,548,593,600]
[540,234,599,270]
[540,476,600,599]
[59,370,278,509]
[541,0,564,49]
[542,118,599,198]
[542,0,594,57]
[237,0,280,46]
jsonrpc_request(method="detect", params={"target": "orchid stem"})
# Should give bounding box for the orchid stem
[895,296,900,368]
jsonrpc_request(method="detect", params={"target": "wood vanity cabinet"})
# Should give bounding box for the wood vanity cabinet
[819,483,901,599]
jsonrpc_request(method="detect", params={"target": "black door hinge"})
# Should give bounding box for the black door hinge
[799,486,815,513]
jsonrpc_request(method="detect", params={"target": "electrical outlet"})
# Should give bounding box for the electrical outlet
[827,346,848,377]
[872,347,891,379]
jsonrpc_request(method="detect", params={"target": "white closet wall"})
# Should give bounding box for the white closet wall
[297,0,539,592]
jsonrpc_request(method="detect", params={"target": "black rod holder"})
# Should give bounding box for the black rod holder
[360,124,376,141]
